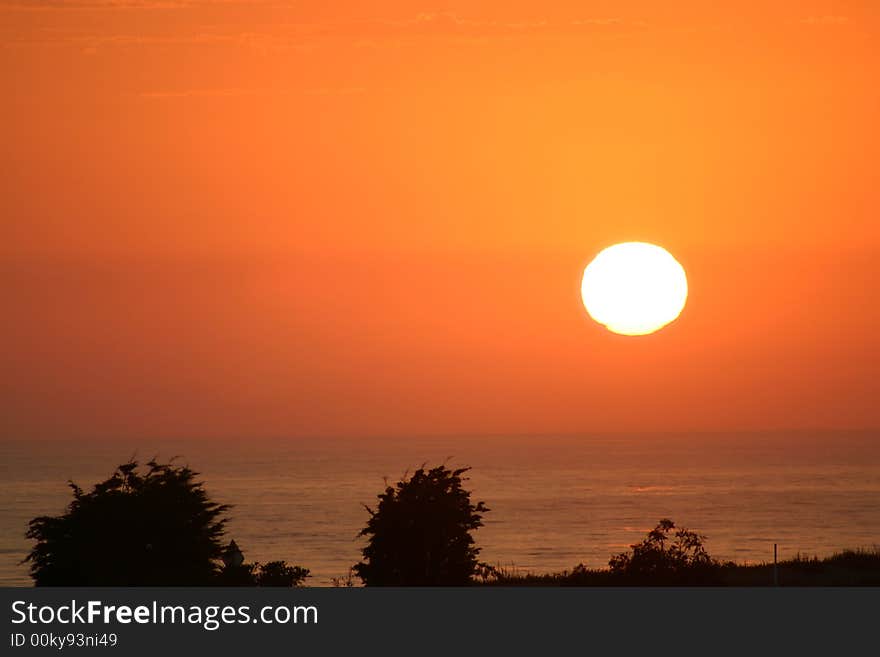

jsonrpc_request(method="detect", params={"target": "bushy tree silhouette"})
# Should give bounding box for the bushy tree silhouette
[26,460,227,586]
[609,518,719,584]
[25,460,307,586]
[354,465,488,586]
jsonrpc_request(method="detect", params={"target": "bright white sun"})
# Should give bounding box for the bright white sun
[581,242,688,336]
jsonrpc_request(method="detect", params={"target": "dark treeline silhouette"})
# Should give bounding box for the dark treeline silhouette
[23,460,880,586]
[24,460,308,587]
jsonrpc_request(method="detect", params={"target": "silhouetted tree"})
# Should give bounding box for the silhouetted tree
[354,465,489,586]
[25,460,307,586]
[25,461,227,586]
[609,518,719,584]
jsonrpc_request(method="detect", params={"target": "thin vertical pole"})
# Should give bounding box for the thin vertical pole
[773,543,778,586]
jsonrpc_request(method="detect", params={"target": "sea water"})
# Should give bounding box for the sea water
[2,431,878,586]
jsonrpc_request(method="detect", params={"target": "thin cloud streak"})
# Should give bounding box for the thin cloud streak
[138,86,366,99]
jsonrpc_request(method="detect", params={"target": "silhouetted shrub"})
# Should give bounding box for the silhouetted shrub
[253,561,310,586]
[354,465,488,586]
[25,460,307,586]
[216,540,310,586]
[608,518,721,584]
[218,558,309,587]
[330,568,356,588]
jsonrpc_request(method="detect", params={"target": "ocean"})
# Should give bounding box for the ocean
[2,431,878,586]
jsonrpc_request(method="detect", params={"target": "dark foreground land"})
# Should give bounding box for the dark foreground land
[21,461,880,587]
[481,549,880,586]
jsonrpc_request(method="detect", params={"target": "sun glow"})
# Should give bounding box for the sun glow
[581,242,688,336]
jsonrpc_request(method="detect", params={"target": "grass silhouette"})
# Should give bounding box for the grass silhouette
[478,548,880,586]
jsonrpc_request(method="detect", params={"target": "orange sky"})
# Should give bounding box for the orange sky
[2,2,879,439]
